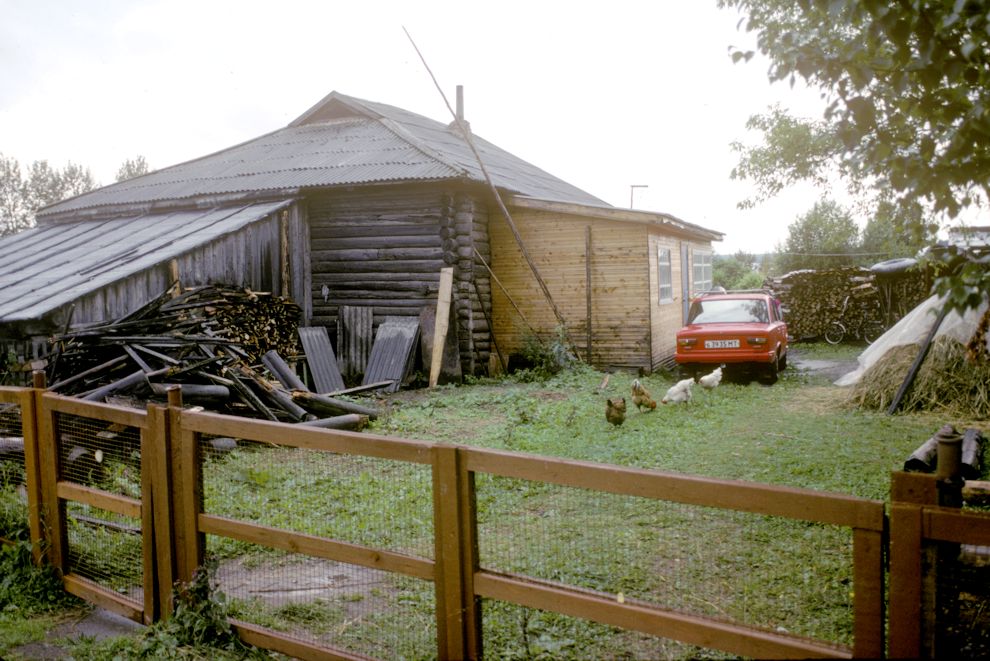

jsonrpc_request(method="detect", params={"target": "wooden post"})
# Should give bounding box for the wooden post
[23,371,46,564]
[140,407,159,624]
[35,390,68,574]
[889,471,937,659]
[280,210,290,299]
[168,259,181,298]
[432,445,481,660]
[168,387,203,583]
[585,225,592,364]
[146,402,175,619]
[430,268,454,388]
[852,527,885,658]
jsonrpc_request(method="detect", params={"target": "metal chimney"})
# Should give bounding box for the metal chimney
[449,85,470,134]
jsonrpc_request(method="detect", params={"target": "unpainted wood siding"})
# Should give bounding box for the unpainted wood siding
[648,236,715,370]
[26,204,308,334]
[490,208,652,372]
[306,186,491,375]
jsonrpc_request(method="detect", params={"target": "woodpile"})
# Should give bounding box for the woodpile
[767,268,880,340]
[767,264,930,340]
[45,284,375,427]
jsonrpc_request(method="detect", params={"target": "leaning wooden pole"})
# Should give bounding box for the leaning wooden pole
[403,27,569,334]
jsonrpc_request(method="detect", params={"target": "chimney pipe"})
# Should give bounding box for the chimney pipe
[456,85,464,123]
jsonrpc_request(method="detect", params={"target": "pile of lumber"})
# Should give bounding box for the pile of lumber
[767,268,881,339]
[45,284,376,428]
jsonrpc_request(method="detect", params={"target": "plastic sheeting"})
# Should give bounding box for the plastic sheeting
[835,294,990,386]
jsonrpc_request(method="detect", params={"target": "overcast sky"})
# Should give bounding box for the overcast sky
[0,0,833,254]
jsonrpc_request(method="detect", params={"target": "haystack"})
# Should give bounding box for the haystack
[837,295,990,418]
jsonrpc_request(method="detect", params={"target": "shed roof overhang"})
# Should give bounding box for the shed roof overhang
[0,199,293,325]
[506,195,724,243]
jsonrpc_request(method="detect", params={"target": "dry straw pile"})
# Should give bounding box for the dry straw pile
[849,335,990,418]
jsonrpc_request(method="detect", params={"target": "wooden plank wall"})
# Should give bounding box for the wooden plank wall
[307,186,491,376]
[490,209,652,372]
[31,206,304,331]
[648,233,688,370]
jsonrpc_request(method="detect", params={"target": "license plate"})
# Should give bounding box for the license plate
[705,339,739,349]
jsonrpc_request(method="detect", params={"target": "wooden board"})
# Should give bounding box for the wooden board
[430,268,455,387]
[297,326,345,393]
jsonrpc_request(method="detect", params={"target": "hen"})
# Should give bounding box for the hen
[698,366,723,390]
[631,379,657,412]
[605,397,627,426]
[661,378,695,405]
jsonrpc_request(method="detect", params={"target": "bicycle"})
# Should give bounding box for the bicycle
[824,294,887,345]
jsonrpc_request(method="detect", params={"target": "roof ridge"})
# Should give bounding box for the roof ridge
[374,116,469,177]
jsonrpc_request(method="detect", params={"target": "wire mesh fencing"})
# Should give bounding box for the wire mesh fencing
[474,474,857,659]
[198,435,438,658]
[0,397,27,540]
[54,411,145,599]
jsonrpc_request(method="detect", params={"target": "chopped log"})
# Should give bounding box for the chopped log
[150,383,231,401]
[296,414,369,431]
[904,434,940,473]
[262,350,308,391]
[290,390,379,420]
[963,480,990,507]
[82,370,152,402]
[962,428,985,480]
[234,366,310,422]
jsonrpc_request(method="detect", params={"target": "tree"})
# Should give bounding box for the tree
[860,198,935,261]
[0,154,97,237]
[116,155,149,182]
[0,154,31,236]
[720,0,990,312]
[714,251,765,290]
[776,199,859,273]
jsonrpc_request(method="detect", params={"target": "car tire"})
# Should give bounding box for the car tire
[824,322,846,345]
[778,351,787,371]
[761,354,779,385]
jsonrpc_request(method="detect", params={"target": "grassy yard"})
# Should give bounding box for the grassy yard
[2,342,984,660]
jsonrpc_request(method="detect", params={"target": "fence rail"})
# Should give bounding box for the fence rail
[1,382,987,659]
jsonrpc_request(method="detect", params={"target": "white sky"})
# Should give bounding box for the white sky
[0,0,835,254]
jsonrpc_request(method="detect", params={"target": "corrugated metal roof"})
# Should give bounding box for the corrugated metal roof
[0,199,292,322]
[39,92,608,218]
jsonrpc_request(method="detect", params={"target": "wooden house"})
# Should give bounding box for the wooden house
[0,90,721,380]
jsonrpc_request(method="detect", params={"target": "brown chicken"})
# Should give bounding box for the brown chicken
[605,397,627,426]
[631,379,657,412]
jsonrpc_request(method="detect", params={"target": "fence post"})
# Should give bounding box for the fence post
[22,371,46,564]
[889,471,937,658]
[146,402,175,620]
[852,524,885,659]
[432,445,482,660]
[34,388,68,575]
[168,387,204,584]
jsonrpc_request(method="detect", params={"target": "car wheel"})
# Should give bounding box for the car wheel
[760,355,779,385]
[778,351,787,371]
[824,322,846,345]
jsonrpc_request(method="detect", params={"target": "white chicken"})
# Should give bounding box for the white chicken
[661,378,695,405]
[698,366,723,390]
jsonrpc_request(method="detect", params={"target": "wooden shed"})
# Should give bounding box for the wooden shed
[0,90,721,381]
[492,197,722,373]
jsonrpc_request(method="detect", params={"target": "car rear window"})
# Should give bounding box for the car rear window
[688,298,769,324]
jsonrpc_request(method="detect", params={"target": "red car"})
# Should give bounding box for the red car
[674,291,788,383]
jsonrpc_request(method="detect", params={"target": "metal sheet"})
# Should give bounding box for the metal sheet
[39,92,607,219]
[0,200,292,323]
[297,326,345,394]
[362,316,420,393]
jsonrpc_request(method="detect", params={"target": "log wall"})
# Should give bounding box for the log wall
[306,186,491,375]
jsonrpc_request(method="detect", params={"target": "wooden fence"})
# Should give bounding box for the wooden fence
[1,379,987,659]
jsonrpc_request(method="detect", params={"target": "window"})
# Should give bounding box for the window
[692,249,712,294]
[657,247,673,303]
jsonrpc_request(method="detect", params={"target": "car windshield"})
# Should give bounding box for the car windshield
[688,298,769,324]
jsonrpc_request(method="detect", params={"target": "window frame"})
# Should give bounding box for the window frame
[657,246,673,304]
[692,249,713,295]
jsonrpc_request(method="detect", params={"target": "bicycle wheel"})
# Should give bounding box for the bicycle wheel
[824,321,846,345]
[861,321,886,345]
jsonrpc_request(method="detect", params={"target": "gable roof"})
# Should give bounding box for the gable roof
[39,91,608,219]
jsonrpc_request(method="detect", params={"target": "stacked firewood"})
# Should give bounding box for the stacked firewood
[766,268,882,340]
[45,284,375,427]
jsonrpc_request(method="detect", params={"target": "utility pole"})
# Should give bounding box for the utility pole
[629,184,648,209]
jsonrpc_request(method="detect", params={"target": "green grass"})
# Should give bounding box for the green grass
[2,343,982,659]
